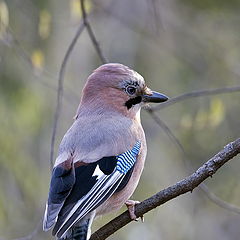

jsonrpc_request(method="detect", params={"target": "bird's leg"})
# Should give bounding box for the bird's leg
[125,200,144,222]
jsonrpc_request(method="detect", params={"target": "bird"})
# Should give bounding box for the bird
[43,63,168,240]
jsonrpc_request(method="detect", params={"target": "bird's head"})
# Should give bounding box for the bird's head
[78,63,168,119]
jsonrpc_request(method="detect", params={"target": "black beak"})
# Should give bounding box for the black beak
[142,91,169,103]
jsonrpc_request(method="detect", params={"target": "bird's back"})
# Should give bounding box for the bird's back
[57,112,145,166]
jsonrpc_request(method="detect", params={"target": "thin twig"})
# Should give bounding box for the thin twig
[3,27,55,78]
[2,26,79,105]
[152,86,240,111]
[50,0,109,168]
[90,138,240,240]
[50,22,85,169]
[199,184,240,214]
[146,109,187,155]
[80,0,108,64]
[146,109,240,214]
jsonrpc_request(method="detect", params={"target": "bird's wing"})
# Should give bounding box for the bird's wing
[43,141,141,238]
[43,152,76,231]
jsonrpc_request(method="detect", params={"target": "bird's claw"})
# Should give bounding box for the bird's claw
[125,200,144,222]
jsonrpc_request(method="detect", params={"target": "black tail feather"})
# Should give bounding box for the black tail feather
[57,219,90,240]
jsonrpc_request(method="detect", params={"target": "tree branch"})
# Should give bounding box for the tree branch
[50,0,108,170]
[90,138,240,240]
[50,22,85,169]
[146,109,240,214]
[2,26,80,105]
[199,183,240,214]
[80,0,108,64]
[152,85,240,111]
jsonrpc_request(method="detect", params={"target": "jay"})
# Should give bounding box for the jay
[43,63,168,240]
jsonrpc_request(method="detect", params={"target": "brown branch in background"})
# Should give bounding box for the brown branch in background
[146,109,240,214]
[50,22,85,169]
[90,138,240,240]
[152,85,240,111]
[80,0,108,64]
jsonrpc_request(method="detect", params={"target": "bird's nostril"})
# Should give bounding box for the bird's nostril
[144,88,152,96]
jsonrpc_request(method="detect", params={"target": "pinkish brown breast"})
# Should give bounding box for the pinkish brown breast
[95,125,147,216]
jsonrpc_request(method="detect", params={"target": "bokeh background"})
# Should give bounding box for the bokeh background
[1,0,240,239]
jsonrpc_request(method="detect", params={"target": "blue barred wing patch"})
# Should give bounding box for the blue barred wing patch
[116,141,141,174]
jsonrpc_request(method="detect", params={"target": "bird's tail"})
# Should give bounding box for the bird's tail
[57,215,93,240]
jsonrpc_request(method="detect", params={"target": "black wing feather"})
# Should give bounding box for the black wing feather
[98,156,117,174]
[52,163,98,235]
[49,166,75,204]
[43,163,75,231]
[116,166,134,192]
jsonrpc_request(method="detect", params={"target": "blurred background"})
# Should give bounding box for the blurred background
[1,0,240,239]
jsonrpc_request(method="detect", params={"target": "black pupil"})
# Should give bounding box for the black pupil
[127,87,136,95]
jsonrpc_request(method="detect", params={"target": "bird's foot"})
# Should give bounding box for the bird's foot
[125,200,144,222]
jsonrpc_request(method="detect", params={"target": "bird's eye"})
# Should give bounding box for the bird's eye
[126,86,136,95]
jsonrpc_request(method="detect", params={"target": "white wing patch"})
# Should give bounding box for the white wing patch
[92,165,104,180]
